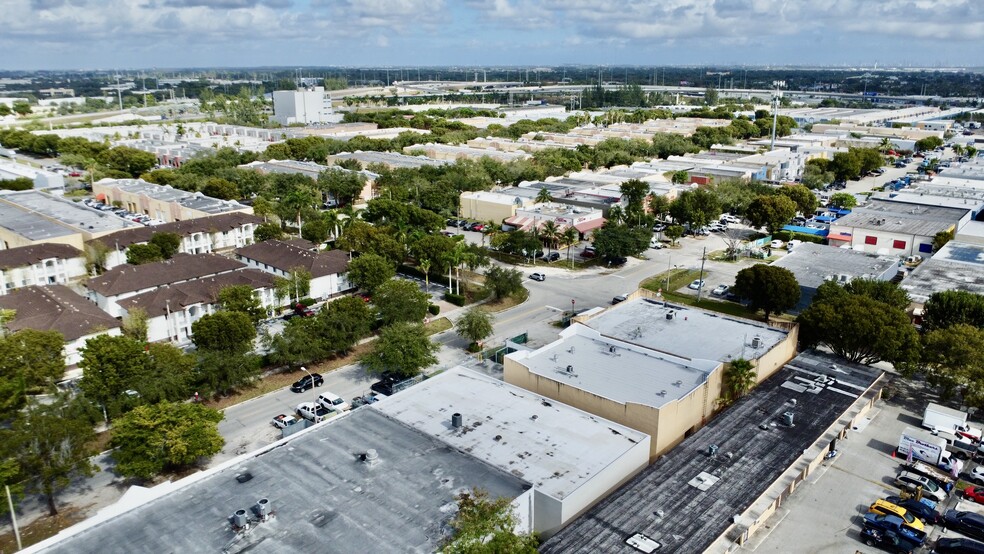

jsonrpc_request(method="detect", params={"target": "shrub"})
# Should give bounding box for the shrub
[428,304,440,316]
[297,297,316,307]
[444,292,467,306]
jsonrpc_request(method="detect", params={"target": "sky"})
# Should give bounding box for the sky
[4,0,983,70]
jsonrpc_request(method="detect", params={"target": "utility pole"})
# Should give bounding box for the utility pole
[770,80,786,151]
[696,247,707,301]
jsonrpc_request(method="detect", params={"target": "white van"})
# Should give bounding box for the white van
[649,236,664,249]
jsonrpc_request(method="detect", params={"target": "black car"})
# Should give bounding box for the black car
[547,252,561,262]
[290,373,324,393]
[944,510,984,541]
[936,537,984,554]
[605,256,628,267]
[884,495,942,525]
[859,527,919,554]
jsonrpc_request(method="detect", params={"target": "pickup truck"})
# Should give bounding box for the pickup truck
[296,402,332,423]
[271,413,300,429]
[862,513,926,545]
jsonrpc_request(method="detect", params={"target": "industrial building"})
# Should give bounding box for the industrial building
[901,239,984,307]
[770,243,900,311]
[271,86,336,126]
[540,350,883,553]
[30,366,651,551]
[828,200,970,256]
[0,190,139,250]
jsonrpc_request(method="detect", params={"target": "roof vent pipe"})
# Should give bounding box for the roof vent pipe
[451,413,463,428]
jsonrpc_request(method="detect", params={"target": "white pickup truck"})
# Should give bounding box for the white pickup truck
[296,402,332,423]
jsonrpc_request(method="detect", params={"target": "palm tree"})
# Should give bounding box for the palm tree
[419,258,431,289]
[323,209,342,241]
[541,221,559,257]
[535,187,552,204]
[482,219,498,248]
[607,205,625,226]
[724,359,757,402]
[878,137,893,154]
[562,227,579,268]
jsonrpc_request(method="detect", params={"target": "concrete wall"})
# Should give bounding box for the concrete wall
[0,227,84,251]
[830,224,948,257]
[459,195,519,223]
[504,355,722,460]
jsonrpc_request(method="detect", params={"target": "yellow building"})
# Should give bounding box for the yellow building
[459,190,532,222]
[93,179,253,223]
[505,292,798,460]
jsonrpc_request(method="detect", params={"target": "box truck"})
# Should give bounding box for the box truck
[923,403,982,441]
[899,427,951,466]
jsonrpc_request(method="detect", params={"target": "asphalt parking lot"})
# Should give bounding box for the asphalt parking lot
[744,377,980,553]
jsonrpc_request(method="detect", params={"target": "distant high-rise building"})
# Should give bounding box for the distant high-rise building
[272,86,333,125]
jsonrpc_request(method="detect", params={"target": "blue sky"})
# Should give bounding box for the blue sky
[5,0,983,70]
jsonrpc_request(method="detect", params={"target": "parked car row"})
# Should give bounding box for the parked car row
[446,219,488,232]
[82,198,163,226]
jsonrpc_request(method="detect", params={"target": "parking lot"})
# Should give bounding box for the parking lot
[745,377,983,553]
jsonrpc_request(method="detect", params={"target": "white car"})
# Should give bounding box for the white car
[786,240,802,250]
[711,284,730,296]
[271,413,299,429]
[317,391,351,413]
[296,402,332,423]
[688,279,705,290]
[769,240,784,249]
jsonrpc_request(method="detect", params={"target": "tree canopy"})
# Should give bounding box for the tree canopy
[922,290,984,331]
[361,322,438,379]
[732,265,800,320]
[217,284,266,325]
[441,489,538,554]
[373,278,431,325]
[110,402,225,480]
[457,307,494,347]
[347,252,397,295]
[745,195,798,234]
[483,266,525,300]
[191,311,256,353]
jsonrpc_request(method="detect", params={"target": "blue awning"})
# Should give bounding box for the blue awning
[782,225,829,236]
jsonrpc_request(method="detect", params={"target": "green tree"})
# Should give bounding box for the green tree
[442,488,539,554]
[483,266,525,300]
[318,169,366,207]
[535,187,552,204]
[922,290,984,331]
[196,350,260,396]
[347,253,397,295]
[200,177,239,200]
[191,311,256,353]
[732,265,800,320]
[254,222,285,242]
[273,267,312,304]
[915,136,944,152]
[149,232,182,259]
[217,285,266,325]
[778,185,819,215]
[319,296,372,353]
[669,188,721,229]
[122,306,150,341]
[797,292,919,366]
[456,307,494,348]
[592,223,649,260]
[800,163,834,190]
[110,402,225,480]
[126,243,164,265]
[301,218,330,243]
[828,192,857,209]
[374,278,431,325]
[361,322,438,379]
[723,358,757,403]
[78,335,151,420]
[933,228,955,252]
[0,329,65,417]
[703,86,719,106]
[831,279,910,311]
[97,146,157,177]
[13,398,96,515]
[745,195,798,234]
[921,324,984,403]
[670,170,689,184]
[11,101,32,116]
[664,224,684,245]
[829,151,863,181]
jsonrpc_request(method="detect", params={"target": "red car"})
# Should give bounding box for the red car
[293,303,316,317]
[965,486,984,503]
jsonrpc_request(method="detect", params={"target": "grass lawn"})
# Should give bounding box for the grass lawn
[485,289,529,313]
[424,317,453,335]
[204,342,373,411]
[641,269,763,320]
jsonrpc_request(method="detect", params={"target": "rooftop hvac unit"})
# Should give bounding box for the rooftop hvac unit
[751,336,762,348]
[566,365,574,373]
[782,411,795,426]
[254,498,271,517]
[232,509,249,528]
[707,444,719,457]
[666,310,676,320]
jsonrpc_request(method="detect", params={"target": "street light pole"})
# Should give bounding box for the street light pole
[300,365,313,391]
[770,80,786,151]
[696,247,707,301]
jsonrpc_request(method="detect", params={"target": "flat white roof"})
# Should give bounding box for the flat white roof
[372,366,649,499]
[508,325,720,410]
[585,298,788,362]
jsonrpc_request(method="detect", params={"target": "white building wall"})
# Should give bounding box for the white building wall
[67,328,121,366]
[0,256,87,295]
[272,87,334,125]
[140,286,277,344]
[101,224,256,270]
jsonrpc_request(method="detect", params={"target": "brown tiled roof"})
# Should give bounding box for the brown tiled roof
[90,212,263,250]
[118,269,277,317]
[0,243,82,270]
[0,285,120,341]
[86,253,245,297]
[236,240,348,278]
